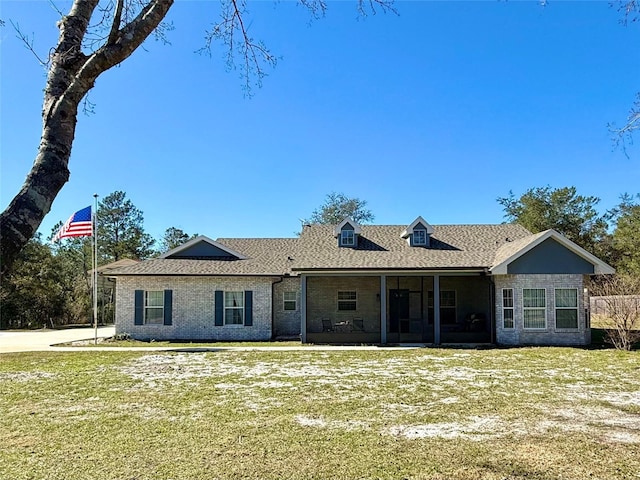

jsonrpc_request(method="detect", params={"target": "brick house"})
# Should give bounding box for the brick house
[109,217,614,345]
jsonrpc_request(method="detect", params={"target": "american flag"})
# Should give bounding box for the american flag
[52,206,93,241]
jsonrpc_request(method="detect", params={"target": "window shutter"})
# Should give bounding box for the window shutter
[163,290,173,326]
[134,290,144,325]
[244,290,253,326]
[215,290,224,326]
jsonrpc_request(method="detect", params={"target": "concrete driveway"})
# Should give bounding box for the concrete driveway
[0,326,115,353]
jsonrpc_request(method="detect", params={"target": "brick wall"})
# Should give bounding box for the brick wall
[115,276,274,341]
[306,276,381,333]
[494,274,589,346]
[272,277,302,337]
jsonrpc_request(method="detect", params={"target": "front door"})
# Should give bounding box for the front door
[389,289,410,335]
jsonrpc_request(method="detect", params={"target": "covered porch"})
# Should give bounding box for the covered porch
[301,273,493,344]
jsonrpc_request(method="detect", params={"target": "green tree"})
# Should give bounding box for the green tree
[498,186,609,254]
[97,191,155,262]
[0,0,395,277]
[609,194,640,276]
[0,234,84,329]
[159,227,198,253]
[303,192,375,226]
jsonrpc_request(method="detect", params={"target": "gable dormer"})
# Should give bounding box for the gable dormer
[334,217,361,248]
[160,236,247,260]
[401,216,434,247]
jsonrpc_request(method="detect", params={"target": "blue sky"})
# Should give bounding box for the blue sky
[1,0,639,244]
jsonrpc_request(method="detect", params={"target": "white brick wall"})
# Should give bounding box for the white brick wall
[115,276,274,341]
[272,277,302,337]
[494,274,590,346]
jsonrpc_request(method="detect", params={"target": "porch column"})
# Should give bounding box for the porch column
[300,274,307,343]
[380,275,387,344]
[434,274,441,345]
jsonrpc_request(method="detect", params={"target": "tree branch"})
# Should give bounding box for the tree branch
[10,20,50,68]
[609,93,639,158]
[107,0,125,45]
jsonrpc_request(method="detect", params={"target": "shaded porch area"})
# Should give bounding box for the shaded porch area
[302,273,494,344]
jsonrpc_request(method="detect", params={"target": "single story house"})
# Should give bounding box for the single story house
[108,216,614,346]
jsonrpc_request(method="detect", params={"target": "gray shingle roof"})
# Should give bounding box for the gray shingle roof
[107,224,534,276]
[293,224,533,271]
[108,238,298,276]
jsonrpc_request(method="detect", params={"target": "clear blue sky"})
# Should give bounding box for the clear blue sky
[1,0,639,244]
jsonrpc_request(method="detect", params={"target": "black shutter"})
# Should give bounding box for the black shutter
[244,291,253,326]
[215,290,224,326]
[134,290,144,325]
[163,290,173,326]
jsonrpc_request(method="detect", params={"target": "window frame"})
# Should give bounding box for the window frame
[555,288,579,330]
[144,290,165,325]
[341,229,355,246]
[337,290,357,311]
[502,288,515,329]
[224,291,245,326]
[413,229,427,246]
[523,288,546,330]
[283,291,297,311]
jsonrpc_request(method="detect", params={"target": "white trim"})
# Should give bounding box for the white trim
[502,288,515,329]
[400,216,434,239]
[490,229,615,275]
[554,288,579,330]
[522,288,547,330]
[283,291,297,311]
[224,290,245,326]
[337,290,357,311]
[144,290,165,325]
[160,235,247,260]
[333,217,361,237]
[341,229,355,246]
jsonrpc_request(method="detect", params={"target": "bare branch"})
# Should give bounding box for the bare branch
[10,20,50,68]
[82,92,96,116]
[609,92,640,158]
[198,0,277,95]
[613,0,640,25]
[75,0,174,89]
[356,0,398,17]
[107,0,125,44]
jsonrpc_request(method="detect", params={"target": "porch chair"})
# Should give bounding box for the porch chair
[322,318,334,332]
[351,317,364,332]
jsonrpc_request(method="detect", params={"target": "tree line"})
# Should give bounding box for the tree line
[0,191,197,329]
[1,188,638,331]
[498,186,640,277]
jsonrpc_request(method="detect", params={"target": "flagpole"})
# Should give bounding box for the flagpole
[93,194,99,345]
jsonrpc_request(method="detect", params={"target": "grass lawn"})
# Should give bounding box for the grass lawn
[1,348,639,479]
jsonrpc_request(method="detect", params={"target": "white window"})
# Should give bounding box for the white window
[144,291,164,324]
[523,288,546,329]
[283,291,297,311]
[555,288,578,329]
[341,229,355,246]
[413,229,427,246]
[338,291,357,311]
[224,291,244,325]
[502,289,514,329]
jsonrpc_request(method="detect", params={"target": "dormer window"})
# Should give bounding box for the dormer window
[334,217,361,248]
[341,229,355,246]
[413,229,427,246]
[401,216,434,247]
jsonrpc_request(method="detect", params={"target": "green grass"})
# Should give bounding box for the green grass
[1,348,639,479]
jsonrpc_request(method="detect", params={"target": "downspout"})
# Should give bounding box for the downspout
[271,276,285,340]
